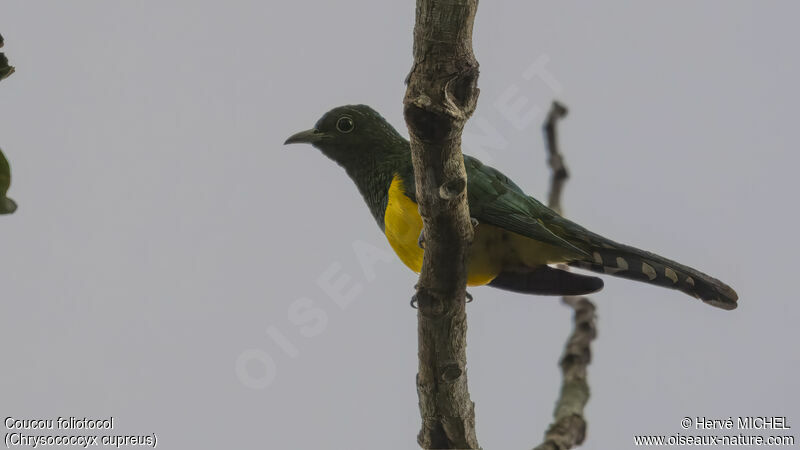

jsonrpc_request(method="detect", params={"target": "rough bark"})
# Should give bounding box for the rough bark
[403,1,481,448]
[533,102,597,450]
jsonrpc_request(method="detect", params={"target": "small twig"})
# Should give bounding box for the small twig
[533,101,597,450]
[543,101,569,216]
[533,297,595,450]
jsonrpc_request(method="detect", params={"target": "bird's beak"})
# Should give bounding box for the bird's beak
[284,128,324,145]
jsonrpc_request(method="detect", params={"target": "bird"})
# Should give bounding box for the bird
[284,104,738,310]
[0,147,17,215]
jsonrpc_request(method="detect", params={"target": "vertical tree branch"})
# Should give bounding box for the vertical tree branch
[403,1,481,448]
[533,102,597,450]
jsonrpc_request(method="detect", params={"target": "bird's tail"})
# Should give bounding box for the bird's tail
[568,237,738,310]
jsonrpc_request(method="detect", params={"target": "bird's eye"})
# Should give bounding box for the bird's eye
[336,116,354,133]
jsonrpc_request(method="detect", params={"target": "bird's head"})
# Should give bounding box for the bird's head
[284,104,407,168]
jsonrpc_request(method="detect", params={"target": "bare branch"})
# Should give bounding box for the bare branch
[533,102,597,450]
[533,297,595,450]
[543,101,569,216]
[404,1,481,448]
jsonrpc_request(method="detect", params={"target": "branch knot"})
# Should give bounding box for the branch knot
[439,177,466,200]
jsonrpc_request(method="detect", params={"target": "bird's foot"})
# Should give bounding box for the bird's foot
[412,292,472,307]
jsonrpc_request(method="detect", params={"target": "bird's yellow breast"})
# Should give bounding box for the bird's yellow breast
[383,175,570,286]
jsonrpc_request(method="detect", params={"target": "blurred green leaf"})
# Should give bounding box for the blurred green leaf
[0,147,16,214]
[1,33,17,214]
[0,32,13,81]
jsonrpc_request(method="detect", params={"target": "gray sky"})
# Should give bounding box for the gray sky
[1,1,798,449]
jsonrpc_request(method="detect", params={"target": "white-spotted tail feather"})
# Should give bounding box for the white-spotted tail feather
[569,242,738,310]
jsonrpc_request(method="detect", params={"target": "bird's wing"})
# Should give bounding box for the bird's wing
[464,155,591,259]
[0,147,10,196]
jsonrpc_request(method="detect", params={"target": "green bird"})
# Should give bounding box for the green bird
[285,105,738,310]
[0,147,17,214]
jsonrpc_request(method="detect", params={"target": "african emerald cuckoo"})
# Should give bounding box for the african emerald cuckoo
[285,105,738,310]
